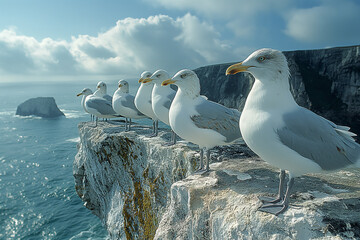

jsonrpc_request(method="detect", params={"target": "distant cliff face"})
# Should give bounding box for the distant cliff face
[194,45,360,136]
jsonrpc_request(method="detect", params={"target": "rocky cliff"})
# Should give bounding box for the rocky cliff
[194,45,360,136]
[74,122,360,240]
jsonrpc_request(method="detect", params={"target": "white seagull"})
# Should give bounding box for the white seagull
[94,81,112,102]
[112,80,146,131]
[226,48,360,215]
[142,69,178,145]
[135,71,159,137]
[77,88,94,121]
[162,69,241,173]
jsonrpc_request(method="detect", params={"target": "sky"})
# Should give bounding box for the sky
[0,0,359,82]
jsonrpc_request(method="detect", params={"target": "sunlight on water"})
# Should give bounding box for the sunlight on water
[0,81,108,239]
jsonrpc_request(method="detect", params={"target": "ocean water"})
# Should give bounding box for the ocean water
[0,80,137,239]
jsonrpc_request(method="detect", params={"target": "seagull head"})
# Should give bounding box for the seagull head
[96,81,107,93]
[226,48,289,81]
[77,88,93,97]
[142,69,170,85]
[118,80,129,93]
[162,69,200,96]
[139,71,152,83]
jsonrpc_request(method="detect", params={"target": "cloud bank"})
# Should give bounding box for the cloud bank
[150,0,360,45]
[0,14,238,81]
[285,0,360,45]
[1,0,359,82]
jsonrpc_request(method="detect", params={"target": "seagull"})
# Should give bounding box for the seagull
[84,92,121,127]
[162,69,241,173]
[94,81,112,102]
[226,48,360,215]
[77,88,94,121]
[112,80,147,131]
[142,69,178,145]
[135,71,159,137]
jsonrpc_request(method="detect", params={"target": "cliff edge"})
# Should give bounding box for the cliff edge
[74,122,360,240]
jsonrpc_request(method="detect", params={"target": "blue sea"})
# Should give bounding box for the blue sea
[0,80,142,239]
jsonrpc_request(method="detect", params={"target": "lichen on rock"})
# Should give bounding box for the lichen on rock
[73,121,201,239]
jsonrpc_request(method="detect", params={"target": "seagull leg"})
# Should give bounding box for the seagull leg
[94,117,98,127]
[125,118,129,132]
[172,131,177,145]
[155,120,158,136]
[258,176,294,215]
[163,130,177,146]
[258,169,285,203]
[147,120,158,137]
[205,149,211,173]
[128,118,132,131]
[195,148,207,174]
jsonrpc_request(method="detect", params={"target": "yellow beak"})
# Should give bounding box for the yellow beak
[118,84,123,88]
[225,62,252,75]
[76,93,82,97]
[161,79,176,86]
[138,78,144,83]
[142,78,153,84]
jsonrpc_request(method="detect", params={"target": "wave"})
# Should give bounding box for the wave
[66,137,80,143]
[69,225,109,240]
[0,110,15,116]
[14,115,42,120]
[61,109,87,119]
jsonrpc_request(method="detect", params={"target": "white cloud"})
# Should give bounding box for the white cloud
[0,29,78,75]
[0,14,239,81]
[285,0,360,45]
[147,0,289,38]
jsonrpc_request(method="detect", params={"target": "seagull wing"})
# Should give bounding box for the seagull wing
[277,107,360,170]
[191,99,241,143]
[162,91,176,110]
[104,94,113,102]
[86,97,117,115]
[121,94,145,116]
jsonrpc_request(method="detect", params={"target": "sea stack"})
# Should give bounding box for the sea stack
[16,97,65,118]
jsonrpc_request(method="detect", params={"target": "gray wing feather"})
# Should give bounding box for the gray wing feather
[163,91,176,110]
[87,98,117,115]
[191,100,241,143]
[278,107,360,170]
[121,95,145,116]
[104,94,112,102]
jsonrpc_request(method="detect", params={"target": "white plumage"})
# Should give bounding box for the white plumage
[162,69,241,172]
[226,48,360,215]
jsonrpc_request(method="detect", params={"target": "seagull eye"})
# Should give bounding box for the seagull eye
[156,74,161,78]
[180,73,187,79]
[258,56,266,62]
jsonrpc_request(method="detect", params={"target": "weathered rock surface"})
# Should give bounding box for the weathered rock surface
[16,97,65,118]
[74,121,207,239]
[194,45,360,136]
[74,122,360,240]
[155,160,360,240]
